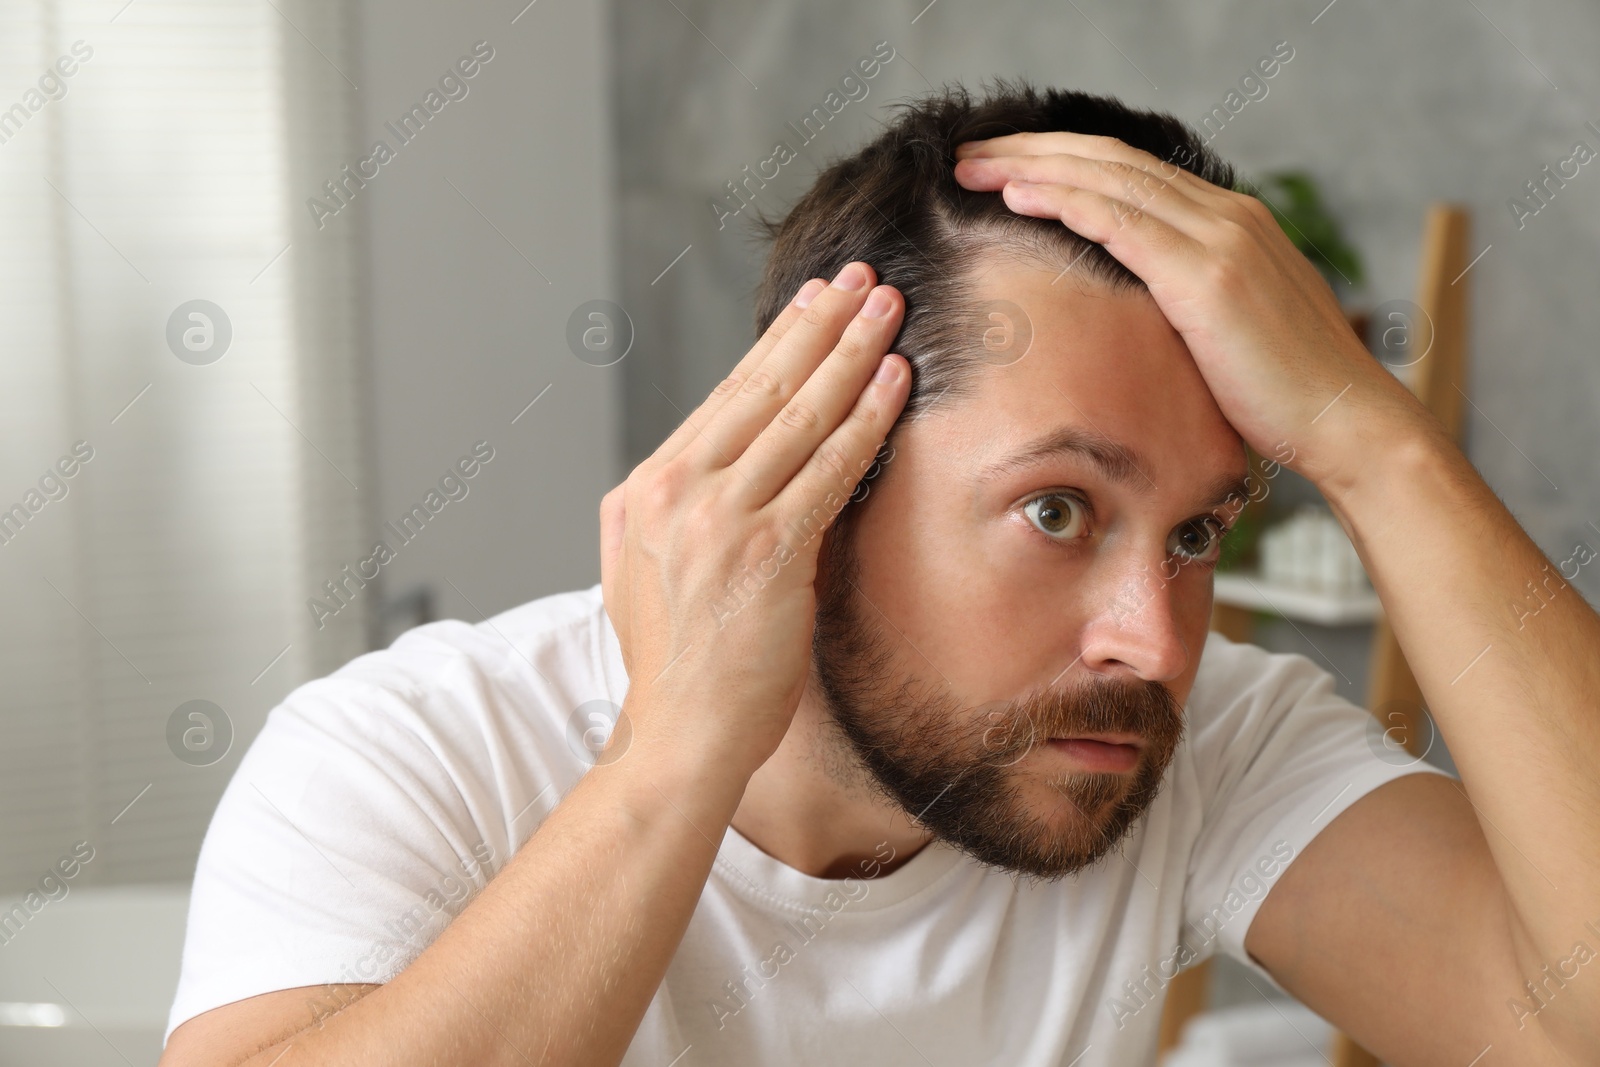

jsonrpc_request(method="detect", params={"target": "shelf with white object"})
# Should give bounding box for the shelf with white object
[1258,503,1369,594]
[1212,570,1384,626]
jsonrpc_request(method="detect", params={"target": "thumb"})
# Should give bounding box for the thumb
[598,483,630,661]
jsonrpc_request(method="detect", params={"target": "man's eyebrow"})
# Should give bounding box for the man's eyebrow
[973,426,1251,515]
[976,426,1154,489]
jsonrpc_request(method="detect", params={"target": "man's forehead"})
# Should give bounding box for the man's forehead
[930,261,1248,504]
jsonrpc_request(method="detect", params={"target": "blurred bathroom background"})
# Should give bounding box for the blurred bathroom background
[3,0,1598,1062]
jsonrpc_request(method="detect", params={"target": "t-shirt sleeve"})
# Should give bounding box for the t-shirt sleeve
[162,619,573,1044]
[1178,633,1455,983]
[163,679,485,1043]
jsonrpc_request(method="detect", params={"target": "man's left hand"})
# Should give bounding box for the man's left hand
[953,131,1437,491]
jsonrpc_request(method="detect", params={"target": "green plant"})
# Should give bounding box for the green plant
[1238,171,1364,289]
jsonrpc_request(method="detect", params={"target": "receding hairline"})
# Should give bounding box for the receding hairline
[876,225,1152,428]
[955,229,1151,300]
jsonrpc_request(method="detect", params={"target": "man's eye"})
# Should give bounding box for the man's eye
[1023,493,1088,541]
[1168,518,1226,563]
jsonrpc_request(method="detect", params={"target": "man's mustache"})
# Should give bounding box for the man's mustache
[977,677,1184,766]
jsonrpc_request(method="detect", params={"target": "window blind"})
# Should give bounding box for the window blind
[0,0,371,890]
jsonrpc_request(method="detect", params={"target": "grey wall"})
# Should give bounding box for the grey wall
[614,0,1600,616]
[354,0,621,632]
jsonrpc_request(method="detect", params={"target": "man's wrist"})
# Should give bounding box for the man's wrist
[1303,371,1455,514]
[572,739,747,853]
[598,699,763,813]
[1317,409,1466,543]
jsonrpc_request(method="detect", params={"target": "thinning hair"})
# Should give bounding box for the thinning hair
[748,77,1237,563]
[752,77,1237,425]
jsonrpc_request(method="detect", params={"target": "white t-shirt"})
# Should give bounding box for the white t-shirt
[167,583,1451,1064]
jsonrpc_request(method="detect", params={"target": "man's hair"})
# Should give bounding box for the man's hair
[752,78,1237,425]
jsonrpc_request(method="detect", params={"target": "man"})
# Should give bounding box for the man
[160,82,1600,1066]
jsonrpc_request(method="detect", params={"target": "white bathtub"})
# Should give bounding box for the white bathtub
[0,884,189,1067]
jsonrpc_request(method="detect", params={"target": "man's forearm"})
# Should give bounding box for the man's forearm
[1322,416,1600,1049]
[239,711,748,1067]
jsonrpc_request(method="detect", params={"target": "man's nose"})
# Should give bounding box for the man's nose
[1076,556,1192,684]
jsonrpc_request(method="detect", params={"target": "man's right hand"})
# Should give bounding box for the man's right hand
[160,265,909,1067]
[599,261,909,775]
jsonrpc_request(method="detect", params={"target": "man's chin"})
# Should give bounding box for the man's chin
[1033,781,1135,843]
[1036,774,1131,820]
[933,820,1129,882]
[931,765,1161,880]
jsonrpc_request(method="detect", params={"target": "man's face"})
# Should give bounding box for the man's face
[812,256,1250,879]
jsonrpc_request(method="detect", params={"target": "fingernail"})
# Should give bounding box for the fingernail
[831,262,868,290]
[873,355,899,384]
[861,286,893,318]
[795,279,825,308]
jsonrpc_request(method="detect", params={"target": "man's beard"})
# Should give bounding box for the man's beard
[811,524,1186,881]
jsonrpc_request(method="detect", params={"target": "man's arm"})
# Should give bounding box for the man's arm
[953,131,1600,1064]
[1245,415,1600,1063]
[160,265,912,1067]
[163,739,742,1066]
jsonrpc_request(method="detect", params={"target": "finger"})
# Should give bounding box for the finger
[682,261,879,472]
[768,353,909,539]
[598,484,628,651]
[963,141,1301,265]
[599,484,625,582]
[957,131,1110,160]
[999,180,1205,279]
[956,131,1219,198]
[957,152,1217,238]
[650,276,828,468]
[728,283,905,505]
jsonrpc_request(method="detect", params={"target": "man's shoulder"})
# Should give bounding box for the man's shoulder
[1177,629,1419,828]
[337,582,612,692]
[1186,630,1341,732]
[262,582,621,762]
[172,588,620,1036]
[1180,630,1360,787]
